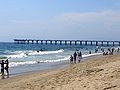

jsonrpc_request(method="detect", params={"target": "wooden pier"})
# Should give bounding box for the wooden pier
[14,39,120,46]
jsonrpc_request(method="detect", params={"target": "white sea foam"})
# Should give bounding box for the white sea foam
[28,49,64,56]
[6,53,28,59]
[82,53,102,58]
[9,56,69,67]
[38,56,70,63]
[5,49,64,59]
[10,61,37,67]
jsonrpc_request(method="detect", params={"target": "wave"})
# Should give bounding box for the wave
[6,53,28,59]
[10,61,37,67]
[4,49,64,59]
[37,56,70,63]
[82,53,102,58]
[9,56,69,67]
[28,49,64,56]
[9,53,102,68]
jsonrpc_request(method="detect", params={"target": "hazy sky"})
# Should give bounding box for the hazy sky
[0,0,120,42]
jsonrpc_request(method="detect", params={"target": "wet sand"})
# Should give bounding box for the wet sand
[0,53,120,90]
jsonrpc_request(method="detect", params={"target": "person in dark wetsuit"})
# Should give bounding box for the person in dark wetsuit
[73,52,77,64]
[0,60,5,79]
[5,59,9,78]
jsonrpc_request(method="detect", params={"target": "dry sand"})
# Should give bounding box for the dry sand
[0,54,120,90]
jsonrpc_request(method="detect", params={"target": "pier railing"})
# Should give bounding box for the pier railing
[14,39,120,46]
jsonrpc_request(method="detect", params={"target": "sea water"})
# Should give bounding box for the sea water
[0,42,119,75]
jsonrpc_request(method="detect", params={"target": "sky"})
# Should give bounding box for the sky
[0,0,120,42]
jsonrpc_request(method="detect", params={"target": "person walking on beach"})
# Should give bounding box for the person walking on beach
[117,48,120,52]
[0,60,5,79]
[70,55,73,64]
[73,51,77,64]
[5,59,9,78]
[78,51,82,63]
[108,48,112,55]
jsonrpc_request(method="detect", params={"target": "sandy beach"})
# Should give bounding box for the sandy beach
[0,54,120,90]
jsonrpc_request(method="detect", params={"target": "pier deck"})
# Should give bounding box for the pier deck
[14,39,120,46]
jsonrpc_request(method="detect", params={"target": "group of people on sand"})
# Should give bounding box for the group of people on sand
[0,59,9,79]
[70,50,82,64]
[102,48,120,55]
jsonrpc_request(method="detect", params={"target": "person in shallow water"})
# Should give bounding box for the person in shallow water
[77,51,82,63]
[89,51,91,54]
[37,50,39,53]
[70,55,73,64]
[117,48,120,52]
[5,59,9,78]
[73,51,77,64]
[0,60,5,79]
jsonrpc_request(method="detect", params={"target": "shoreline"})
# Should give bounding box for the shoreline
[8,53,102,77]
[9,60,69,77]
[1,53,120,90]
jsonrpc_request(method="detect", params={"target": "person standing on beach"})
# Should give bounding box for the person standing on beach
[0,60,5,79]
[111,48,114,55]
[73,52,77,64]
[70,55,73,64]
[5,59,9,78]
[78,51,82,63]
[117,48,120,52]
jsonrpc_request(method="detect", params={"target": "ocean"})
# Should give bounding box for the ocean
[0,42,119,76]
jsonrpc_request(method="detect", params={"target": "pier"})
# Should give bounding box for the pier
[14,39,120,46]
